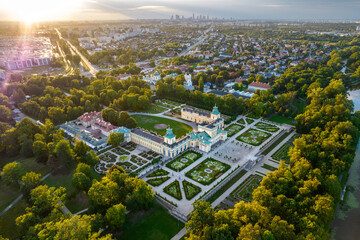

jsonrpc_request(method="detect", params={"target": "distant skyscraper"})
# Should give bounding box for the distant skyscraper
[193,13,195,20]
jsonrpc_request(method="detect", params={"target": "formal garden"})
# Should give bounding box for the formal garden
[163,180,182,200]
[271,141,293,164]
[254,122,280,132]
[166,150,202,171]
[185,158,230,185]
[182,180,201,200]
[122,142,137,151]
[229,174,263,202]
[225,124,245,137]
[237,118,245,125]
[236,129,271,146]
[139,150,161,161]
[148,169,169,178]
[147,176,171,187]
[245,118,254,124]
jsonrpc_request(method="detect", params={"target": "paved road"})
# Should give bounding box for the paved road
[55,28,98,77]
[179,27,212,57]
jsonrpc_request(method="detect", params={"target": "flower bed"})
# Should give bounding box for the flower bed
[236,129,271,146]
[245,118,254,124]
[148,169,169,178]
[166,150,202,171]
[163,180,182,200]
[147,176,171,187]
[183,180,201,200]
[225,124,245,137]
[254,122,280,132]
[185,158,230,185]
[237,118,245,125]
[130,155,148,166]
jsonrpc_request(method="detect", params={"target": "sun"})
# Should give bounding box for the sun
[2,0,84,23]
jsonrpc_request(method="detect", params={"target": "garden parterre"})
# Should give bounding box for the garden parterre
[166,150,202,171]
[225,124,245,137]
[254,122,280,132]
[236,128,271,146]
[185,158,230,185]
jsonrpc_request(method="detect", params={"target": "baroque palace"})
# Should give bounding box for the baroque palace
[61,105,227,158]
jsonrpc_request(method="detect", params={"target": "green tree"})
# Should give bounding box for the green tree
[1,162,24,186]
[55,140,74,169]
[105,203,126,230]
[33,140,48,163]
[125,117,137,129]
[0,105,12,123]
[21,172,42,195]
[107,132,124,147]
[72,172,92,192]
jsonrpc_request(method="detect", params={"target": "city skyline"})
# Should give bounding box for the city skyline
[1,0,360,23]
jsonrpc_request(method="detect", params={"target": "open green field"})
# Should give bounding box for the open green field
[132,115,193,138]
[268,115,294,125]
[120,202,184,240]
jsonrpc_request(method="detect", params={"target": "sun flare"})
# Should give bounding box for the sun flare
[2,0,84,23]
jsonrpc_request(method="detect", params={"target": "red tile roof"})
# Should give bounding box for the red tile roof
[249,82,271,89]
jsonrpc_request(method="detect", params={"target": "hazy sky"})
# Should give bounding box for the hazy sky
[1,0,360,21]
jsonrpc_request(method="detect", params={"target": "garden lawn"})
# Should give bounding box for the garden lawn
[261,164,277,171]
[132,115,193,138]
[225,124,245,137]
[268,115,294,125]
[186,158,230,185]
[120,202,184,240]
[66,192,89,214]
[236,129,271,146]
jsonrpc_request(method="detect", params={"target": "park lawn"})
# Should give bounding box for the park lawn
[0,197,28,239]
[132,115,193,138]
[145,104,168,114]
[0,156,51,176]
[44,166,102,195]
[0,181,21,212]
[66,192,89,214]
[120,202,184,240]
[268,115,294,125]
[43,168,75,193]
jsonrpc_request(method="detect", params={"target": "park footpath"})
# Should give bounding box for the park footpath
[0,172,52,217]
